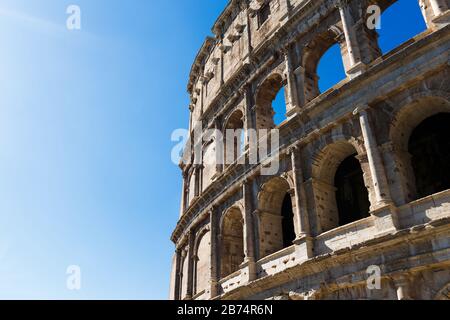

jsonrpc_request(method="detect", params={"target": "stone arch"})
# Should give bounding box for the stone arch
[255,73,286,130]
[220,206,245,278]
[224,109,245,165]
[389,94,450,201]
[257,176,296,258]
[301,25,346,103]
[193,226,211,295]
[311,138,371,233]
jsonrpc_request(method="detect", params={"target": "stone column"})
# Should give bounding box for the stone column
[394,276,411,300]
[243,85,259,165]
[337,0,366,78]
[243,3,253,62]
[354,105,392,208]
[420,0,450,26]
[242,180,257,281]
[429,0,449,17]
[283,45,301,117]
[213,118,224,174]
[186,231,195,299]
[179,172,188,218]
[294,66,307,107]
[173,248,182,300]
[188,104,194,133]
[193,165,201,198]
[289,146,310,239]
[290,146,314,259]
[209,208,220,298]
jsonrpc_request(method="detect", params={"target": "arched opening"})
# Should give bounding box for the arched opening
[220,207,245,278]
[335,154,371,226]
[194,230,211,295]
[255,74,286,129]
[389,96,450,204]
[377,0,427,55]
[224,110,244,165]
[312,141,372,234]
[317,43,346,93]
[272,87,287,126]
[302,27,345,103]
[258,177,296,258]
[408,113,450,199]
[281,193,296,247]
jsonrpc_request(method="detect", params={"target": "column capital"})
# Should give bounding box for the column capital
[353,104,371,116]
[288,143,300,155]
[335,0,350,9]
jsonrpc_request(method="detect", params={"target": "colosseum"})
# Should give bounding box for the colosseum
[170,0,450,300]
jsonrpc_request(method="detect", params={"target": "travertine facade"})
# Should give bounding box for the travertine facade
[170,0,450,300]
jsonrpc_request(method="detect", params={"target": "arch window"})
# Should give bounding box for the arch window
[220,207,245,278]
[194,230,211,295]
[255,74,287,129]
[312,141,372,233]
[335,154,371,226]
[317,43,346,93]
[257,177,296,258]
[302,27,346,103]
[408,113,450,199]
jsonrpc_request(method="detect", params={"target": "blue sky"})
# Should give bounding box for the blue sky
[0,0,425,299]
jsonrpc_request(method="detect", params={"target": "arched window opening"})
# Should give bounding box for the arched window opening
[335,154,371,226]
[256,74,286,129]
[302,28,345,104]
[258,177,296,258]
[258,1,271,27]
[220,208,245,278]
[312,141,373,234]
[224,110,244,165]
[194,231,211,295]
[317,43,346,93]
[281,193,296,248]
[272,87,287,126]
[409,113,450,199]
[377,0,427,55]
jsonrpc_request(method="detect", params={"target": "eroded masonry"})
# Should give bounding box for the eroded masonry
[170,0,450,300]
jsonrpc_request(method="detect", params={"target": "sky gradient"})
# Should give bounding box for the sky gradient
[0,0,426,299]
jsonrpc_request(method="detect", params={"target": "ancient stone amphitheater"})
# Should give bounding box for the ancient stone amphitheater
[170,0,450,300]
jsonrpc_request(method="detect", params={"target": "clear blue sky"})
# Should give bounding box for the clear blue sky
[0,0,425,299]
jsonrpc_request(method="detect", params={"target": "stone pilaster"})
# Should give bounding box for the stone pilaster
[420,0,450,28]
[241,180,257,281]
[394,275,412,300]
[337,0,366,78]
[179,172,188,218]
[209,208,220,298]
[354,105,392,208]
[173,248,182,300]
[354,105,399,232]
[283,45,301,117]
[289,146,314,260]
[185,231,195,299]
